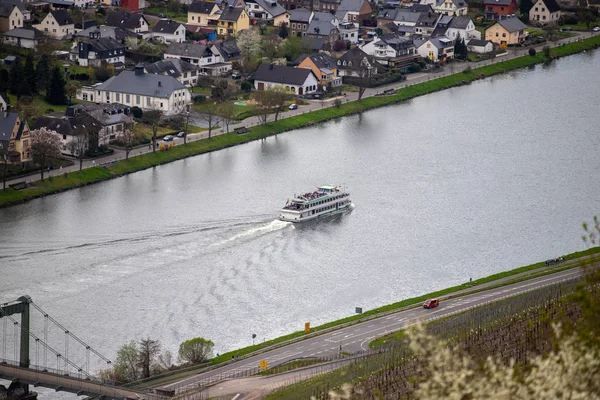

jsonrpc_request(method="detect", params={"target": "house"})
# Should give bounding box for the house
[71,37,126,66]
[215,0,246,9]
[106,11,149,33]
[422,0,468,16]
[217,6,249,36]
[72,0,96,8]
[305,11,339,43]
[120,0,144,12]
[164,42,223,66]
[415,10,440,35]
[297,53,342,89]
[485,16,527,45]
[529,0,560,26]
[289,7,311,36]
[443,16,480,40]
[376,8,422,29]
[211,39,241,61]
[415,36,454,61]
[33,114,105,157]
[74,20,97,33]
[314,0,341,13]
[466,38,493,53]
[484,0,517,20]
[74,25,141,44]
[2,26,44,48]
[78,64,191,115]
[254,63,319,95]
[144,59,201,86]
[65,103,133,143]
[0,0,29,22]
[34,10,74,39]
[301,36,326,51]
[338,21,358,43]
[361,34,420,69]
[0,3,23,33]
[335,0,372,25]
[0,112,30,165]
[245,0,290,25]
[336,47,377,77]
[151,19,186,43]
[187,1,220,25]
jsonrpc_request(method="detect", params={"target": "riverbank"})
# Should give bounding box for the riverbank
[1,35,599,208]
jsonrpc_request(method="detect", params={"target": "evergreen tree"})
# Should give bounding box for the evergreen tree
[24,55,37,95]
[519,0,533,22]
[45,66,67,105]
[9,60,23,96]
[278,22,288,39]
[0,68,8,93]
[454,34,468,60]
[36,54,51,93]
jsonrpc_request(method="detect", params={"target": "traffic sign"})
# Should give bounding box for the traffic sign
[355,307,363,314]
[259,360,268,370]
[305,322,310,332]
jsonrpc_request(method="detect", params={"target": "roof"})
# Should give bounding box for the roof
[212,40,241,60]
[4,27,45,40]
[427,36,453,49]
[50,9,74,26]
[379,33,414,48]
[467,38,491,47]
[484,0,513,5]
[0,0,26,14]
[307,13,338,36]
[95,70,187,98]
[0,3,16,17]
[68,103,132,125]
[337,47,372,69]
[417,11,439,27]
[251,0,287,17]
[34,114,102,136]
[153,19,185,34]
[377,9,422,24]
[289,7,311,22]
[165,42,212,59]
[336,0,364,13]
[188,1,218,13]
[144,59,199,79]
[301,36,326,50]
[106,11,147,30]
[81,37,125,52]
[219,6,244,22]
[304,53,336,70]
[254,63,316,85]
[292,53,310,65]
[75,20,97,30]
[75,25,140,42]
[407,3,433,12]
[496,17,527,32]
[449,15,471,29]
[0,113,17,143]
[540,0,561,12]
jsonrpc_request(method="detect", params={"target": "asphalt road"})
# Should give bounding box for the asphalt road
[157,265,584,394]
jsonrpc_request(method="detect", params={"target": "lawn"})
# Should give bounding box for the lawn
[193,100,258,121]
[7,93,73,114]
[145,7,187,22]
[191,87,211,95]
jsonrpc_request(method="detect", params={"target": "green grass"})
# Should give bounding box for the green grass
[193,100,258,121]
[561,21,600,31]
[145,7,187,22]
[191,87,211,95]
[7,93,72,113]
[258,359,323,376]
[369,330,406,349]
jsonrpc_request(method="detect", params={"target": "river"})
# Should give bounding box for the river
[1,51,599,378]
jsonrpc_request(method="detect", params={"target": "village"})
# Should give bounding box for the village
[0,0,598,185]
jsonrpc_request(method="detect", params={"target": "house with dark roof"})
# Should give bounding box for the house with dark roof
[297,53,342,88]
[217,6,250,36]
[289,7,311,37]
[415,10,440,36]
[360,33,416,60]
[485,16,527,45]
[305,11,339,43]
[433,15,480,40]
[211,40,241,61]
[106,11,149,33]
[254,63,319,95]
[484,0,517,20]
[34,10,74,39]
[66,103,133,143]
[336,47,378,77]
[335,0,372,25]
[78,65,191,115]
[144,59,201,86]
[74,20,97,33]
[164,42,223,66]
[71,37,126,67]
[34,114,106,157]
[415,36,454,62]
[188,1,220,25]
[529,0,560,26]
[376,8,422,29]
[151,19,186,43]
[0,112,30,164]
[0,2,24,33]
[3,26,44,48]
[466,38,493,53]
[0,0,28,21]
[74,25,141,44]
[244,0,290,26]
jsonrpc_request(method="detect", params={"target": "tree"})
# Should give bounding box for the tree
[87,66,95,83]
[237,28,262,72]
[453,33,468,60]
[137,338,161,379]
[30,128,61,181]
[14,97,43,125]
[211,79,235,103]
[261,34,280,62]
[1,153,8,191]
[112,340,139,382]
[200,108,220,139]
[279,36,304,61]
[217,102,236,133]
[142,108,164,152]
[278,22,289,39]
[269,86,292,122]
[332,39,347,52]
[117,116,139,159]
[356,63,373,101]
[178,337,214,364]
[9,60,24,96]
[0,68,8,93]
[65,80,81,104]
[24,55,37,95]
[46,66,67,105]
[519,0,533,22]
[68,131,88,171]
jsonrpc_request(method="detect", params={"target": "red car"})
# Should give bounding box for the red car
[423,298,439,309]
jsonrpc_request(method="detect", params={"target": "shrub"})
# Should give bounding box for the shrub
[241,81,253,93]
[334,98,342,108]
[543,45,551,58]
[193,95,206,104]
[131,106,143,118]
[529,48,537,56]
[463,65,472,73]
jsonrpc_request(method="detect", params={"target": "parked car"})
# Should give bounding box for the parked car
[163,135,174,141]
[289,104,298,110]
[231,73,241,80]
[176,131,186,138]
[593,26,600,32]
[561,27,573,32]
[158,13,167,18]
[423,298,439,309]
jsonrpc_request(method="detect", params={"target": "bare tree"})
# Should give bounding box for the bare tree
[357,63,374,101]
[137,338,161,379]
[31,128,61,181]
[142,108,164,152]
[254,86,291,124]
[1,153,8,191]
[117,116,139,160]
[200,109,220,139]
[68,132,88,171]
[270,86,292,122]
[261,34,280,62]
[217,102,236,133]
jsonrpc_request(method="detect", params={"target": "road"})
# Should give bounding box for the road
[155,262,589,395]
[5,31,596,188]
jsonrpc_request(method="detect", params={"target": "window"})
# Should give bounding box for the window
[192,15,195,20]
[502,33,506,37]
[63,135,66,140]
[136,95,140,104]
[83,93,88,101]
[160,102,163,108]
[126,94,130,103]
[115,93,120,102]
[147,97,151,106]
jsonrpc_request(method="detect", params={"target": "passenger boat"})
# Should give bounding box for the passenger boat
[279,186,353,222]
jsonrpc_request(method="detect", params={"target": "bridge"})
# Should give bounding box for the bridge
[0,296,166,400]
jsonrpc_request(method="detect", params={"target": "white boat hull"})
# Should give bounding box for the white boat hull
[279,202,354,223]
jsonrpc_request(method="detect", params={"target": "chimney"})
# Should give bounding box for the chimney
[158,81,162,87]
[269,63,273,70]
[134,63,144,76]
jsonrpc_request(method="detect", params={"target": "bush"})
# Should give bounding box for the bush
[334,98,342,108]
[193,95,206,104]
[463,65,472,73]
[529,48,537,56]
[131,106,143,118]
[543,45,551,58]
[241,81,253,93]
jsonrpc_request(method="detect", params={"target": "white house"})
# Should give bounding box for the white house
[71,37,126,67]
[424,0,468,16]
[445,15,480,40]
[73,0,96,8]
[466,38,493,53]
[34,10,74,39]
[150,19,186,43]
[415,36,454,61]
[33,114,107,157]
[2,26,44,48]
[164,42,224,66]
[144,58,201,86]
[254,63,319,96]
[336,47,377,77]
[244,0,289,25]
[78,65,191,115]
[360,34,416,59]
[338,21,358,43]
[106,12,149,34]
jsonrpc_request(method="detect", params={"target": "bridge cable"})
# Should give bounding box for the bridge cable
[30,302,112,365]
[2,312,6,363]
[44,314,48,370]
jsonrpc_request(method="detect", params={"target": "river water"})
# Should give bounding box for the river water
[1,52,600,376]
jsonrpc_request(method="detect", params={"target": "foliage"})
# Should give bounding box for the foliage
[454,33,468,60]
[24,55,37,95]
[45,66,67,105]
[137,338,161,379]
[334,98,342,108]
[255,86,292,124]
[241,80,253,93]
[279,35,305,61]
[278,22,288,39]
[178,337,215,364]
[65,81,81,103]
[106,340,139,383]
[217,102,236,133]
[142,109,163,151]
[199,107,220,138]
[35,55,51,93]
[529,48,537,56]
[30,128,62,181]
[211,79,236,102]
[332,39,348,52]
[519,0,533,22]
[237,28,262,72]
[131,106,143,119]
[543,45,551,58]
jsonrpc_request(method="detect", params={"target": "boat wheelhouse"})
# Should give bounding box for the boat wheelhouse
[279,185,353,222]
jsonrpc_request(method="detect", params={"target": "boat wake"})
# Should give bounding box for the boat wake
[211,219,293,247]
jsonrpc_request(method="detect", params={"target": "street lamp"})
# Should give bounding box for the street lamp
[252,333,257,346]
[184,111,190,145]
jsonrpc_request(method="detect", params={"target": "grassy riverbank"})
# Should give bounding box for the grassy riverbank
[2,35,600,208]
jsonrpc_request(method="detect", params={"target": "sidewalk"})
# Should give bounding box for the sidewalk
[8,31,594,188]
